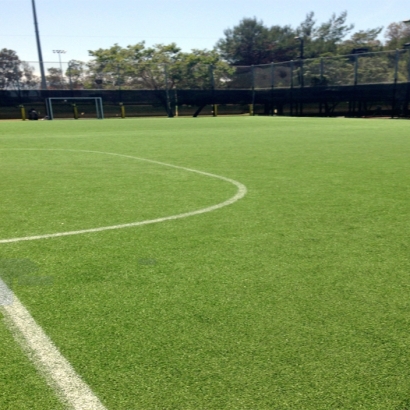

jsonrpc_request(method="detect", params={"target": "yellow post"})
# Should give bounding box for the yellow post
[249,104,254,116]
[19,105,26,121]
[212,104,218,117]
[72,104,78,120]
[119,103,125,118]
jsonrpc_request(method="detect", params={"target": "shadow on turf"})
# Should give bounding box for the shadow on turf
[0,259,53,306]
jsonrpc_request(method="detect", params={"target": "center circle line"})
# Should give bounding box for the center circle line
[0,149,247,244]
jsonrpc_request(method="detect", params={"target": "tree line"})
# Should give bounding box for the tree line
[1,12,410,90]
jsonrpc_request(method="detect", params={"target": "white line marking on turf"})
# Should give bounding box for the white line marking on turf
[0,278,106,409]
[0,149,247,244]
[0,149,247,409]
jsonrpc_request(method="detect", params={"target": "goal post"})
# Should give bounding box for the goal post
[45,97,104,120]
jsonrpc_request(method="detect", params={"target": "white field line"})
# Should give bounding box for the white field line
[0,149,247,409]
[0,278,106,410]
[0,149,247,244]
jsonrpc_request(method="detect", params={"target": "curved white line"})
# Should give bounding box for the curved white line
[0,149,247,244]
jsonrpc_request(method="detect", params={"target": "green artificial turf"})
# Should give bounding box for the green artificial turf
[0,318,65,409]
[0,117,410,409]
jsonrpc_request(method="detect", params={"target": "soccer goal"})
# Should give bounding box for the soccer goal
[45,97,104,120]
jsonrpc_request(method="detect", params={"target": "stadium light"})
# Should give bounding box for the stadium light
[31,0,47,89]
[53,50,66,75]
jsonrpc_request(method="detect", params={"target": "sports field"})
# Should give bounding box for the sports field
[0,116,409,409]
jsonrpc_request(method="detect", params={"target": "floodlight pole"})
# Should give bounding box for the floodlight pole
[31,0,47,89]
[53,50,66,75]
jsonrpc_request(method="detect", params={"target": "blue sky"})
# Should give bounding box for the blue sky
[0,0,408,64]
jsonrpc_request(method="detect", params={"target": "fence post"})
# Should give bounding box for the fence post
[392,49,400,118]
[407,48,410,82]
[354,55,359,86]
[270,62,275,115]
[319,58,324,115]
[300,58,304,116]
[320,58,324,84]
[290,61,294,89]
[270,62,275,89]
[209,64,217,116]
[68,63,73,91]
[251,65,255,115]
[406,49,410,117]
[209,64,215,89]
[164,64,173,117]
[394,48,399,84]
[290,61,294,116]
[116,64,121,91]
[174,88,179,117]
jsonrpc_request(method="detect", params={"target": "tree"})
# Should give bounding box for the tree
[46,67,66,89]
[384,22,410,50]
[215,18,277,65]
[216,12,355,65]
[172,49,234,89]
[296,11,354,58]
[0,48,38,89]
[20,61,39,89]
[87,42,177,89]
[87,42,233,90]
[65,60,87,89]
[314,11,354,44]
[338,28,383,54]
[269,25,299,62]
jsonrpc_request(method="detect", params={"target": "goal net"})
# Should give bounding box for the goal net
[45,97,104,120]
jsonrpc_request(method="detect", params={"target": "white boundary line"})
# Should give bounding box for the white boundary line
[0,149,247,244]
[0,278,106,409]
[0,149,247,409]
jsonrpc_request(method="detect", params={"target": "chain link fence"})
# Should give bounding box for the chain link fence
[1,49,410,91]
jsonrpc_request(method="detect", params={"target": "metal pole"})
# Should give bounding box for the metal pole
[392,49,400,118]
[354,55,359,86]
[53,50,66,86]
[31,0,47,89]
[251,65,255,115]
[209,64,215,90]
[394,48,399,84]
[407,48,410,82]
[270,62,275,115]
[290,61,294,89]
[294,37,304,87]
[319,58,324,116]
[300,38,304,88]
[209,64,217,116]
[299,39,304,116]
[68,63,73,90]
[320,58,324,84]
[164,64,173,117]
[290,61,294,116]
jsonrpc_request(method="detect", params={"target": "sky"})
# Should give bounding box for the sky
[0,0,409,66]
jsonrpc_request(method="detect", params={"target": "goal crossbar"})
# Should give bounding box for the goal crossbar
[45,97,104,120]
